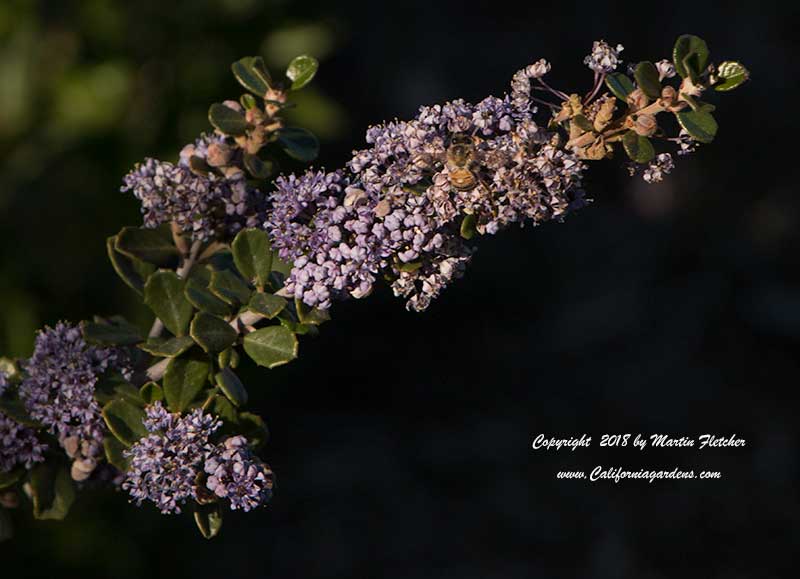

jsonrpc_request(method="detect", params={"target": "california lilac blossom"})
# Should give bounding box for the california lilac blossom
[584,40,624,73]
[123,402,220,514]
[204,436,274,512]
[122,149,266,243]
[1,370,46,473]
[19,323,129,468]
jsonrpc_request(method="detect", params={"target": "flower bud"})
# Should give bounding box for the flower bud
[206,142,234,167]
[632,114,657,137]
[626,88,649,111]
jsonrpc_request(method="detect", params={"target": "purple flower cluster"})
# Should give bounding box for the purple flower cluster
[122,137,266,242]
[204,436,273,512]
[265,71,586,311]
[1,370,46,474]
[19,323,129,466]
[123,402,220,514]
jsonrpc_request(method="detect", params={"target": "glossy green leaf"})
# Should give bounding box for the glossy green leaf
[186,269,233,316]
[208,103,248,136]
[115,225,179,268]
[81,320,142,346]
[29,463,75,521]
[94,372,143,406]
[209,269,252,306]
[103,436,130,472]
[190,312,237,353]
[194,503,223,539]
[107,236,155,295]
[215,367,248,407]
[286,55,319,90]
[238,412,269,449]
[139,382,164,404]
[277,127,319,162]
[212,394,239,424]
[240,93,257,110]
[634,61,662,99]
[295,299,330,326]
[231,56,272,96]
[232,228,273,288]
[138,335,196,357]
[605,73,635,101]
[460,214,477,240]
[102,399,147,447]
[243,326,298,369]
[676,109,718,143]
[714,61,749,91]
[248,293,287,319]
[243,153,273,179]
[622,131,656,163]
[163,356,210,413]
[144,271,194,336]
[673,34,709,80]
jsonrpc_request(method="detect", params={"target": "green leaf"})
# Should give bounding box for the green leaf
[295,299,330,326]
[194,503,223,539]
[248,292,287,319]
[270,252,292,276]
[215,367,248,407]
[95,372,144,406]
[0,398,38,427]
[102,399,147,447]
[81,320,142,346]
[286,55,319,90]
[190,312,237,353]
[144,271,194,337]
[107,236,154,295]
[243,153,273,179]
[243,326,298,369]
[163,356,210,413]
[676,109,718,143]
[232,229,273,288]
[604,73,635,101]
[209,269,252,306]
[208,103,248,136]
[186,269,233,316]
[673,34,709,80]
[138,335,196,357]
[139,382,164,405]
[238,412,269,449]
[212,395,238,424]
[634,61,662,99]
[714,61,749,91]
[460,214,477,240]
[217,348,240,369]
[231,56,272,96]
[240,93,257,110]
[0,467,24,490]
[622,131,656,163]
[277,127,319,162]
[116,225,179,268]
[29,463,75,521]
[103,436,130,472]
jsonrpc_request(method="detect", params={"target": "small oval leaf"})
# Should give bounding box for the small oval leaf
[190,312,237,354]
[208,103,249,136]
[231,56,272,96]
[232,229,273,288]
[116,225,179,268]
[634,61,662,99]
[604,73,636,102]
[622,131,656,163]
[144,271,194,337]
[248,292,287,319]
[163,356,210,413]
[102,399,147,447]
[676,109,718,143]
[215,367,248,407]
[277,127,319,162]
[243,326,298,369]
[286,55,319,90]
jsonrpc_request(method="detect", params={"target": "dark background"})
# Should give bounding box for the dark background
[1,1,798,577]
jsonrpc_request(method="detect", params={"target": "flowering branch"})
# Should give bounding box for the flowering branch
[0,35,747,540]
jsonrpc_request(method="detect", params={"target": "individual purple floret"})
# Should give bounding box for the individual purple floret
[122,402,220,514]
[204,436,274,512]
[19,322,129,470]
[1,370,47,474]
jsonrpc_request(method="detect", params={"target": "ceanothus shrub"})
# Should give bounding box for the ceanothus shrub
[0,35,748,539]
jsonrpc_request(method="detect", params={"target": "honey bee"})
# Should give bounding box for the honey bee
[444,134,481,191]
